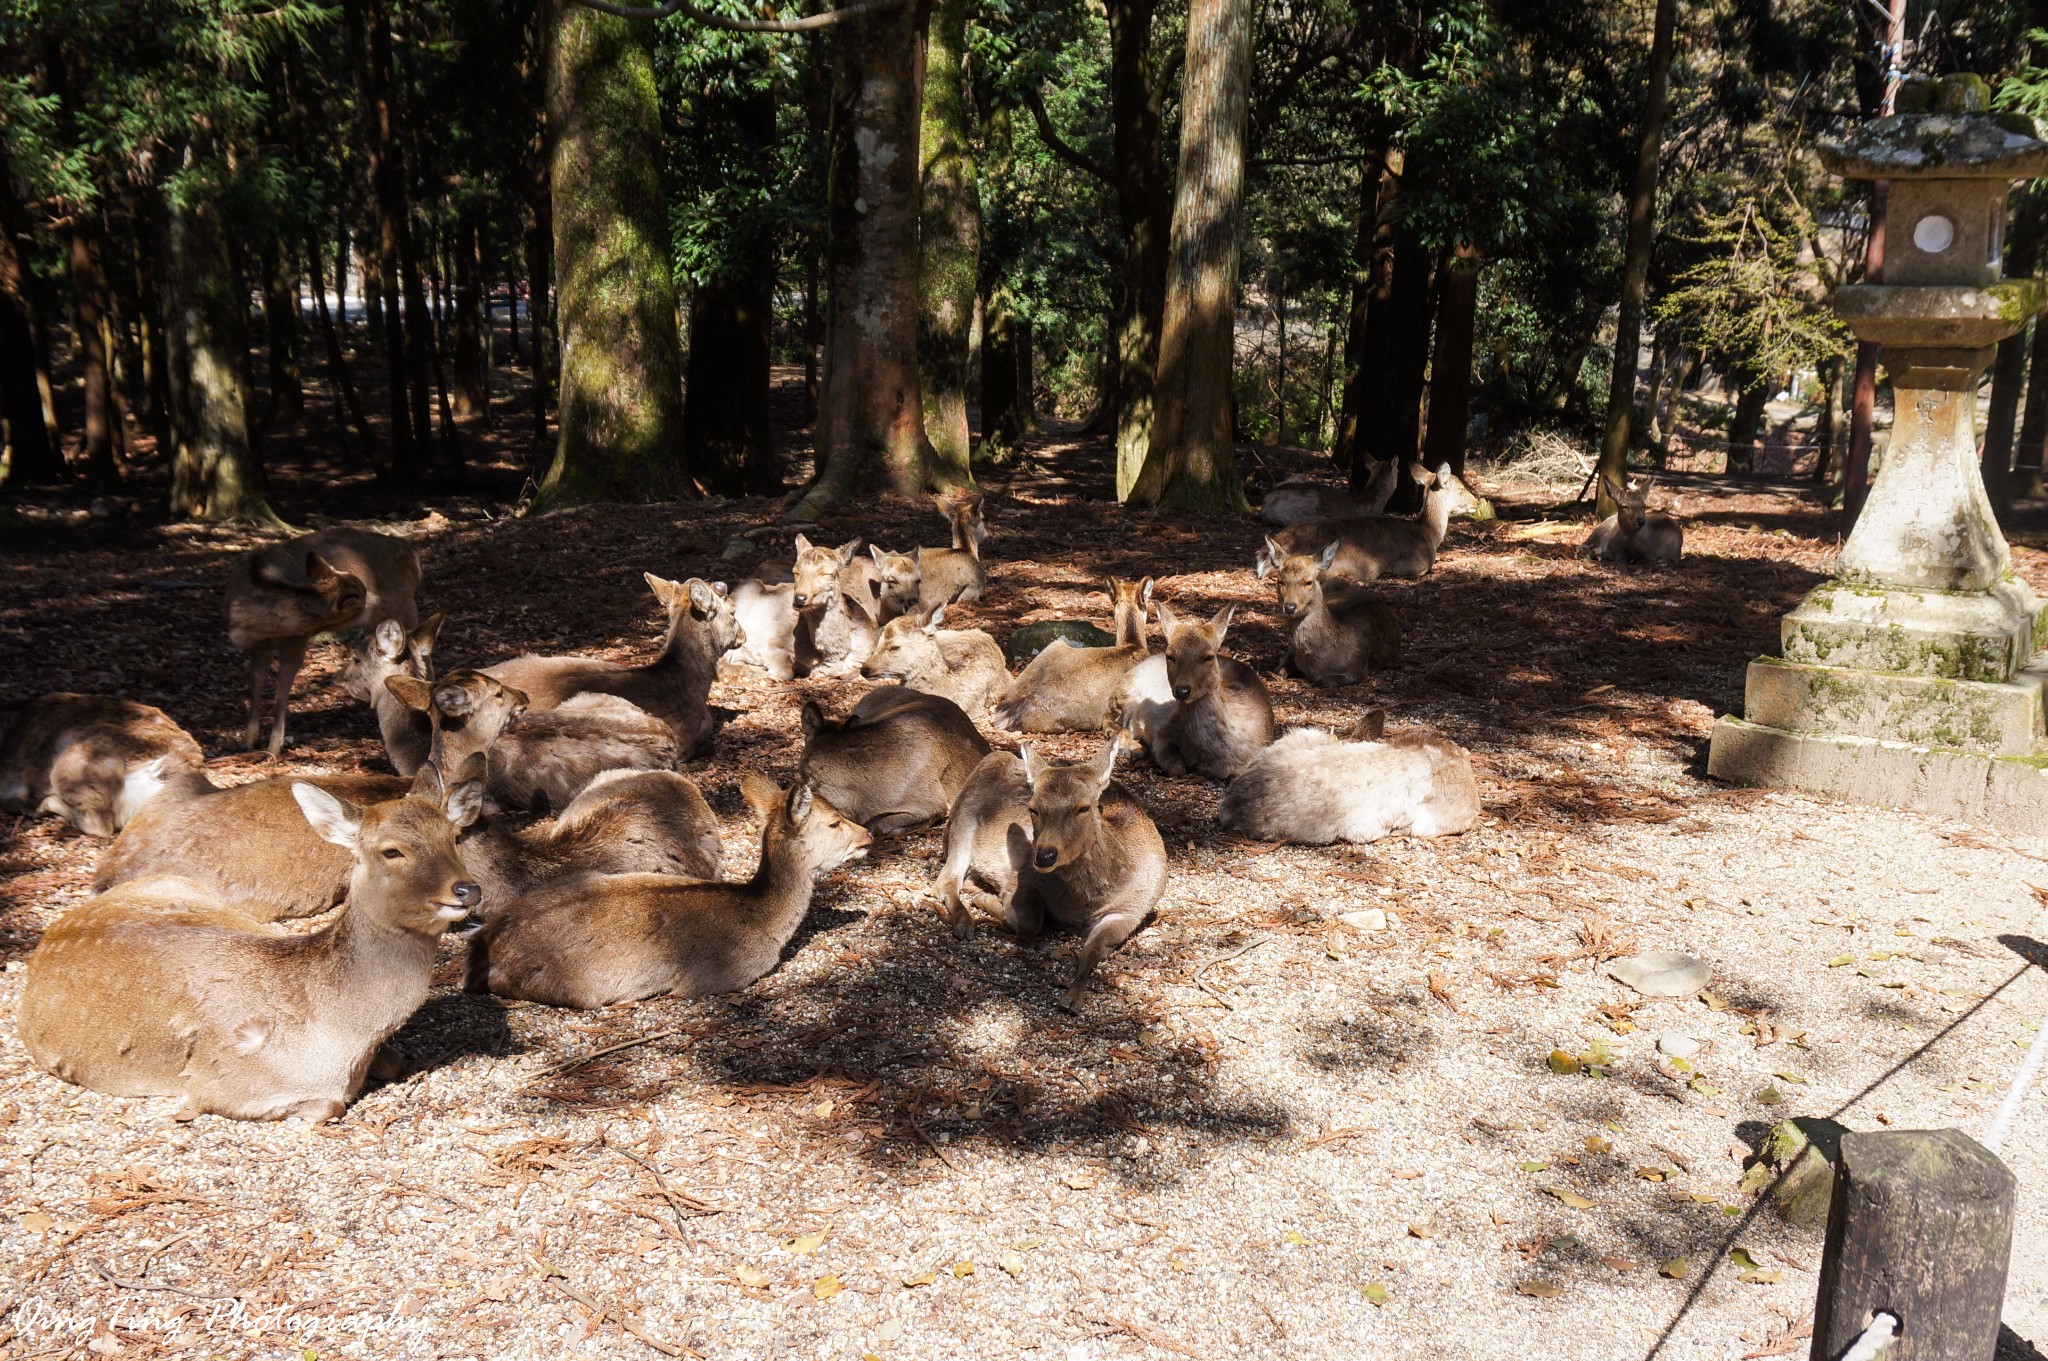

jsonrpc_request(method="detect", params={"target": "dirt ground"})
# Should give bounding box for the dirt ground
[3,418,2048,1361]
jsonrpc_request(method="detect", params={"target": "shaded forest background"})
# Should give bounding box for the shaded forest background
[1,0,2046,528]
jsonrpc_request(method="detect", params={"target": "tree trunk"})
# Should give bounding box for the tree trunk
[1982,322,2028,522]
[1421,245,1479,476]
[534,0,690,508]
[525,199,554,440]
[683,275,777,495]
[918,0,980,487]
[452,209,487,418]
[68,225,123,492]
[2015,315,2048,501]
[261,243,304,428]
[796,0,925,517]
[165,178,278,524]
[1106,0,1174,498]
[1125,0,1253,510]
[306,223,376,464]
[1726,379,1769,476]
[352,0,417,479]
[1812,353,1844,485]
[980,282,1031,454]
[1337,145,1396,489]
[1594,0,1677,517]
[0,180,61,484]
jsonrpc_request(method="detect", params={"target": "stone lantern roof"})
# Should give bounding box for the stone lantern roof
[1818,74,2048,180]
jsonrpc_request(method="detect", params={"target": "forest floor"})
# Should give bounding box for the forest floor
[4,406,2048,1360]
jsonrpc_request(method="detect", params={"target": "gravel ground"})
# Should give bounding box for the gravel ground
[3,440,2046,1360]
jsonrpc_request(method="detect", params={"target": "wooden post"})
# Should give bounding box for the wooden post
[1809,1129,2014,1361]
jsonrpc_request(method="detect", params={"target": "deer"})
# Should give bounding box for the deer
[862,545,923,624]
[799,685,991,834]
[344,614,447,767]
[20,762,483,1123]
[788,536,879,677]
[725,578,799,680]
[860,602,1011,715]
[1,694,204,836]
[465,773,871,1009]
[1143,603,1275,780]
[484,575,736,757]
[226,527,421,756]
[1257,540,1402,686]
[917,487,989,611]
[992,577,1153,733]
[1586,472,1684,565]
[1260,454,1398,526]
[1218,714,1480,844]
[928,732,1166,1010]
[1260,461,1480,582]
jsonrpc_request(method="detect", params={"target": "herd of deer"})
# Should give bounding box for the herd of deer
[0,463,1683,1124]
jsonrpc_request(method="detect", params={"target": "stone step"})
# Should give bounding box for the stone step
[1741,655,2046,756]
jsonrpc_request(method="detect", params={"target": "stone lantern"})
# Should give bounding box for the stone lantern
[1708,76,2048,832]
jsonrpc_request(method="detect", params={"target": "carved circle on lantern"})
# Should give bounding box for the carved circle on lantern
[1911,213,1956,253]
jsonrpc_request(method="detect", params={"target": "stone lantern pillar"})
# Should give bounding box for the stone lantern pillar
[1708,77,2048,833]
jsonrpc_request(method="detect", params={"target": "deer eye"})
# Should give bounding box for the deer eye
[382,847,405,861]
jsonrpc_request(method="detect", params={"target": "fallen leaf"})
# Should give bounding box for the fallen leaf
[1772,1071,1807,1085]
[1391,1169,1424,1180]
[1739,1269,1783,1285]
[1546,1188,1596,1209]
[20,1211,53,1235]
[1519,1160,1550,1173]
[951,1260,975,1278]
[1547,1049,1582,1075]
[901,1271,938,1288]
[736,1264,771,1288]
[1407,1221,1438,1239]
[1284,1230,1310,1247]
[1063,1172,1097,1191]
[813,1275,843,1300]
[1583,1135,1612,1154]
[1729,1247,1762,1271]
[1757,1086,1784,1106]
[1701,991,1729,1012]
[812,1100,835,1119]
[782,1231,827,1255]
[1361,1281,1390,1307]
[998,1251,1026,1278]
[1635,1167,1670,1182]
[1602,1257,1637,1271]
[1517,1279,1564,1299]
[1659,1256,1690,1279]
[483,1275,515,1302]
[1826,954,1854,968]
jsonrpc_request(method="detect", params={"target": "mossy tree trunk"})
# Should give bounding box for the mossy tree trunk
[1126,0,1253,510]
[917,0,979,486]
[795,3,925,517]
[534,0,690,509]
[1105,0,1173,499]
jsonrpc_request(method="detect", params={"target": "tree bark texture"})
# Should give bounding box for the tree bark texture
[534,0,690,508]
[261,242,305,428]
[1126,0,1253,510]
[1106,0,1174,499]
[1594,0,1677,517]
[453,210,487,418]
[2016,315,2048,500]
[798,1,926,516]
[0,192,60,484]
[165,184,277,524]
[1982,321,2028,522]
[1338,146,1397,490]
[352,0,417,477]
[917,0,980,485]
[1421,245,1479,476]
[67,225,123,492]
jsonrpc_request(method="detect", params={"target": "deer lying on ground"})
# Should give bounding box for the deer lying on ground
[929,732,1166,1010]
[1143,603,1275,779]
[1261,462,1480,582]
[484,575,735,756]
[860,602,1011,714]
[1260,454,1398,526]
[227,527,420,756]
[1585,473,1684,565]
[862,546,923,624]
[726,578,799,680]
[918,488,989,611]
[789,536,879,676]
[0,694,203,836]
[21,762,483,1123]
[466,773,871,1008]
[799,686,991,833]
[1218,715,1479,844]
[1258,540,1401,686]
[345,615,447,766]
[992,577,1153,733]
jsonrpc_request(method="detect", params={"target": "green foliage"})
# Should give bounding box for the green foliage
[1656,202,1851,385]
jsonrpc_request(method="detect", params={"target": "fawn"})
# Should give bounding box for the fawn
[992,577,1153,733]
[466,773,871,1008]
[1,694,203,836]
[226,527,420,756]
[1258,540,1401,686]
[791,536,879,676]
[1260,454,1398,526]
[799,685,991,833]
[484,574,735,756]
[929,733,1166,1010]
[1586,473,1684,565]
[917,488,989,611]
[863,545,924,624]
[860,602,1011,714]
[21,761,483,1122]
[1145,602,1275,779]
[1218,717,1479,844]
[1262,462,1479,582]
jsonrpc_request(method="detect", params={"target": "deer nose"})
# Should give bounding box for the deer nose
[453,881,482,909]
[792,593,808,608]
[1033,847,1058,869]
[1282,603,1298,616]
[1172,685,1191,701]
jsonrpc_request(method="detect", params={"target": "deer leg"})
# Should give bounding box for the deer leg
[267,640,309,757]
[1061,908,1146,1012]
[244,649,272,750]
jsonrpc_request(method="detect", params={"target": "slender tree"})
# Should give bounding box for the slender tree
[917,0,980,485]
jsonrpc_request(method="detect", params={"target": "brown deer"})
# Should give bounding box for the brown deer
[1261,462,1480,582]
[1260,454,1398,525]
[20,762,483,1123]
[1258,540,1401,686]
[860,602,1011,714]
[344,615,447,768]
[991,577,1153,733]
[725,577,799,680]
[1,694,203,836]
[863,545,924,624]
[465,773,871,1008]
[1145,602,1275,779]
[484,575,735,756]
[917,488,989,611]
[799,685,991,833]
[1586,473,1684,565]
[928,733,1166,1010]
[789,536,878,676]
[226,527,420,756]
[1218,718,1479,844]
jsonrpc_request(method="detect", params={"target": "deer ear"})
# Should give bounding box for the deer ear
[925,603,948,632]
[793,533,814,554]
[386,675,434,712]
[442,774,484,830]
[374,618,407,661]
[739,770,783,821]
[1020,743,1044,787]
[412,612,445,654]
[409,760,447,804]
[1317,541,1339,572]
[432,677,479,717]
[711,579,729,597]
[787,782,815,823]
[1407,462,1432,486]
[801,699,825,742]
[687,579,720,616]
[644,572,677,606]
[836,539,861,565]
[1139,578,1154,606]
[292,783,363,847]
[869,544,887,565]
[1154,600,1179,635]
[304,553,340,583]
[1088,734,1122,792]
[1211,604,1236,636]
